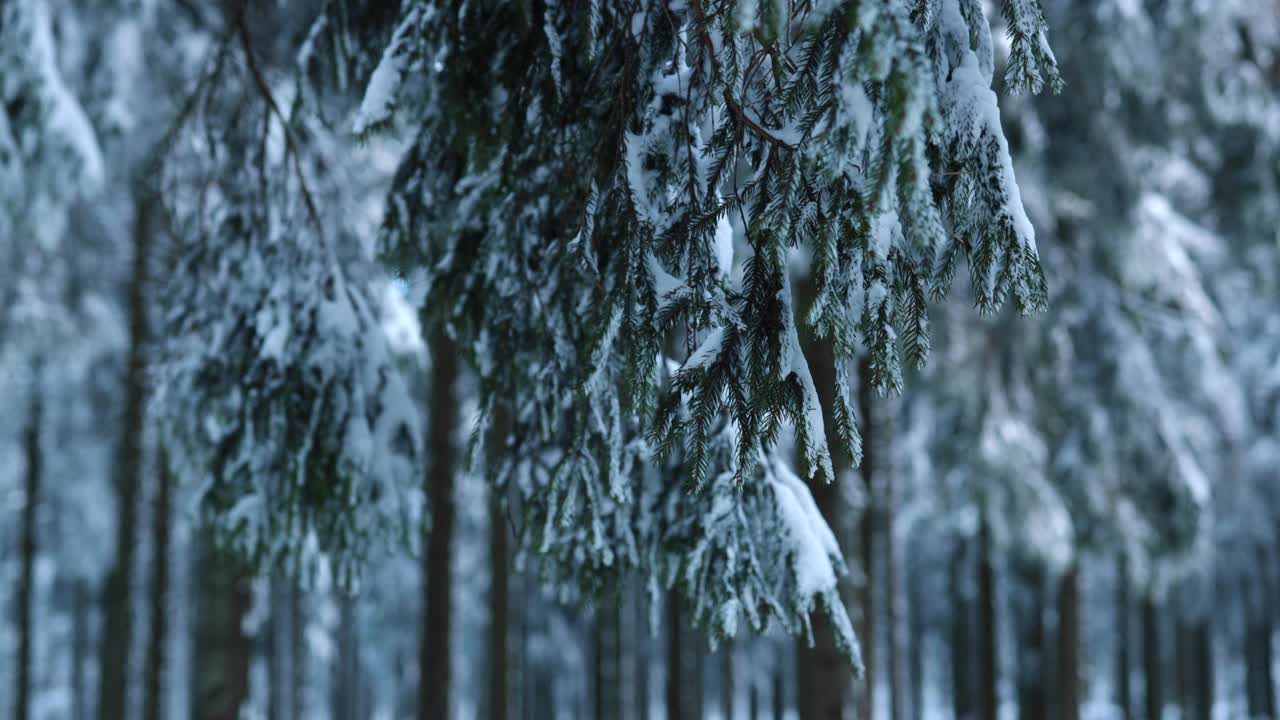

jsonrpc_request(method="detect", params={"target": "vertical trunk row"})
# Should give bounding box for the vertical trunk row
[98,194,154,720]
[14,392,42,720]
[1142,596,1162,720]
[977,516,998,720]
[1057,564,1081,720]
[419,326,460,720]
[190,537,253,720]
[1116,557,1132,720]
[144,453,173,720]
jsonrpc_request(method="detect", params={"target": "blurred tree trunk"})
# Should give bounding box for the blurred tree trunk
[488,501,510,720]
[419,325,459,720]
[858,356,876,720]
[1191,619,1212,720]
[1142,595,1162,720]
[14,392,41,720]
[722,637,735,720]
[290,585,305,720]
[592,603,621,720]
[908,555,925,720]
[332,594,359,720]
[796,295,855,720]
[1174,611,1191,719]
[634,585,650,720]
[267,575,290,720]
[98,194,154,720]
[885,399,905,720]
[1246,578,1275,720]
[950,543,975,720]
[488,407,511,720]
[72,579,89,720]
[977,516,998,720]
[144,452,174,720]
[667,592,703,720]
[1057,564,1081,720]
[773,656,786,720]
[1116,557,1132,720]
[1015,564,1045,720]
[191,538,252,720]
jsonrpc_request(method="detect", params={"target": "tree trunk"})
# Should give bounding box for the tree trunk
[1192,619,1212,720]
[977,516,998,720]
[419,325,460,720]
[1174,614,1191,719]
[488,409,511,720]
[267,575,290,720]
[1142,595,1161,720]
[1247,588,1275,720]
[666,592,702,720]
[1015,564,1046,720]
[858,356,876,720]
[908,555,925,720]
[796,336,857,720]
[722,637,735,720]
[332,593,359,720]
[1174,606,1211,720]
[290,585,305,720]
[950,544,975,720]
[885,398,905,720]
[14,392,41,720]
[593,602,621,720]
[636,584,650,720]
[98,194,154,720]
[72,579,89,720]
[1057,564,1081,720]
[1116,558,1132,720]
[773,657,786,720]
[144,452,174,720]
[191,538,253,720]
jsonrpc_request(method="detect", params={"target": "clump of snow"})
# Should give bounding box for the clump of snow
[769,460,841,599]
[353,7,420,135]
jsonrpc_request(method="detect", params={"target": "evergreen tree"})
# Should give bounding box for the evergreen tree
[345,0,1062,660]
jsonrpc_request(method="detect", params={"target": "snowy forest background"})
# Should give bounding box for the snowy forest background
[2,1,1279,719]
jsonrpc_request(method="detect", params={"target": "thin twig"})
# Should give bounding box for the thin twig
[234,10,325,235]
[690,0,798,151]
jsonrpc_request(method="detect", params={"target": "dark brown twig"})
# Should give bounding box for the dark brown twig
[234,10,325,235]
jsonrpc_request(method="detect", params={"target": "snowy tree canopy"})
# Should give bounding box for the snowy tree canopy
[341,0,1062,662]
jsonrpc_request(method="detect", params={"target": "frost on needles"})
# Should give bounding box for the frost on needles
[349,0,1062,667]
